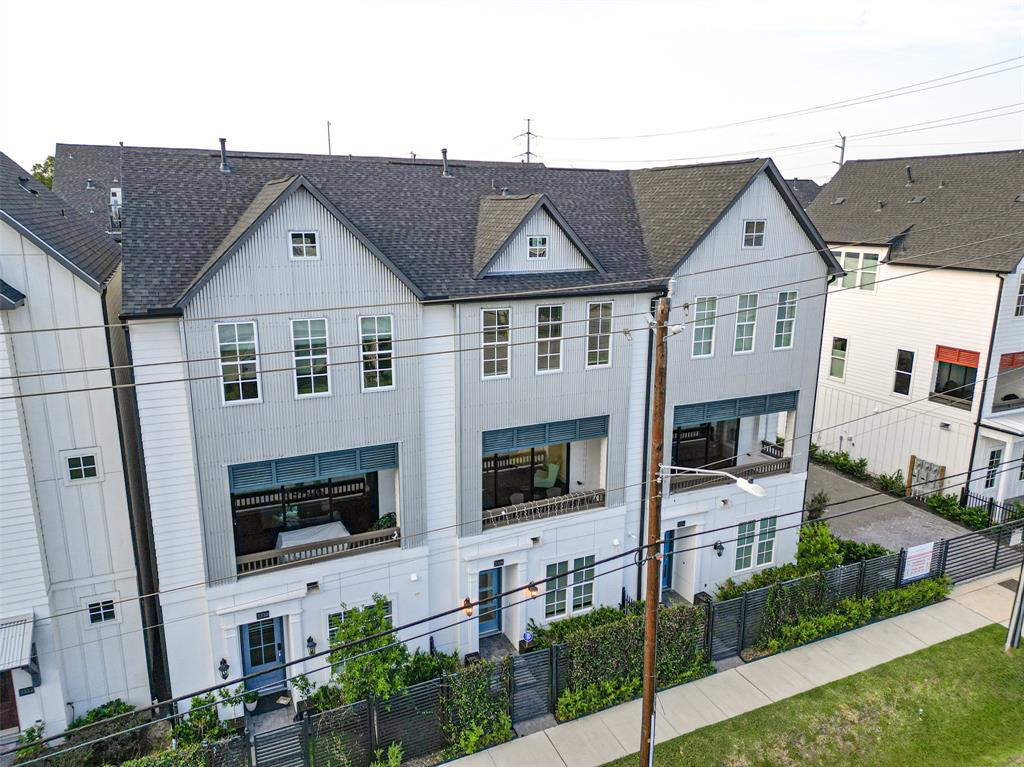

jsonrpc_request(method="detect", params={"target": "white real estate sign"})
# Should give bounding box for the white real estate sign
[902,542,935,583]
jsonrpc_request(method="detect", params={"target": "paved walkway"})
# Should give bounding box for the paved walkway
[809,465,968,549]
[450,570,1018,767]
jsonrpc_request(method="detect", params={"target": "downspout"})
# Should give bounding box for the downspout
[966,274,1006,496]
[636,290,666,598]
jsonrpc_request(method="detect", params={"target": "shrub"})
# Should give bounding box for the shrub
[925,493,989,530]
[372,512,397,530]
[809,442,820,461]
[837,538,892,564]
[293,675,346,713]
[755,572,836,649]
[67,699,135,730]
[330,595,410,702]
[876,470,906,495]
[806,490,830,520]
[715,563,803,600]
[796,522,843,572]
[440,660,514,757]
[173,693,235,747]
[871,577,951,617]
[19,701,155,766]
[113,746,205,767]
[370,741,404,767]
[405,648,459,685]
[555,678,641,721]
[528,605,637,648]
[816,449,869,479]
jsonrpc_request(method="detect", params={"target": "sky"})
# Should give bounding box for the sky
[1,0,1022,183]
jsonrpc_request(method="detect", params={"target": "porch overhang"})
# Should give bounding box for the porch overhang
[980,412,1024,439]
[0,614,37,683]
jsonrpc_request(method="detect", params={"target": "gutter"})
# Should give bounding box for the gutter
[966,274,1006,494]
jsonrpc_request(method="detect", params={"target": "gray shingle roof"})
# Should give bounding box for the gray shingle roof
[53,143,123,232]
[473,193,543,275]
[0,279,26,310]
[807,149,1024,273]
[787,178,821,208]
[0,152,121,288]
[53,146,834,313]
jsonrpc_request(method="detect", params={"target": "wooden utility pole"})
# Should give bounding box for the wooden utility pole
[833,132,846,166]
[639,285,672,767]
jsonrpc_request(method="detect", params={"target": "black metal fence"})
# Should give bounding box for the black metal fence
[960,489,1024,527]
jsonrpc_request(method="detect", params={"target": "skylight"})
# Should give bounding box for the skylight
[908,196,927,204]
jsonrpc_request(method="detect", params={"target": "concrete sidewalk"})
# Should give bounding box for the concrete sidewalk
[450,570,1018,767]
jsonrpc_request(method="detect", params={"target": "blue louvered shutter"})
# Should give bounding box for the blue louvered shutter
[515,424,549,448]
[482,428,515,454]
[766,391,798,413]
[577,415,609,439]
[737,395,767,417]
[229,461,274,492]
[705,399,738,421]
[674,403,707,427]
[358,443,398,472]
[547,420,579,443]
[318,449,359,478]
[274,455,317,484]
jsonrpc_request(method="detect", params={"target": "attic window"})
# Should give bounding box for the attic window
[831,197,846,205]
[528,236,548,260]
[290,231,319,260]
[742,220,766,248]
[908,196,927,204]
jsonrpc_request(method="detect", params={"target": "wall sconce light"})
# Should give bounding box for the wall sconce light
[409,573,419,582]
[713,541,725,557]
[306,636,317,657]
[612,538,621,548]
[218,658,230,680]
[526,582,539,599]
[463,598,474,617]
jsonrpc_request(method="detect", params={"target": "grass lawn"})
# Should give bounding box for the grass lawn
[606,625,1024,767]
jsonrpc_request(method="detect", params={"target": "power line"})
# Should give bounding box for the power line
[542,57,1024,141]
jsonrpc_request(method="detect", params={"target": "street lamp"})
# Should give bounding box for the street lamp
[659,464,767,497]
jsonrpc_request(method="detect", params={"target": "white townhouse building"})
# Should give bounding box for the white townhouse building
[0,153,150,742]
[53,143,837,715]
[807,150,1024,505]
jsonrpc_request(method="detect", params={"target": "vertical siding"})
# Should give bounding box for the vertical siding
[982,263,1024,417]
[182,189,425,582]
[486,208,595,274]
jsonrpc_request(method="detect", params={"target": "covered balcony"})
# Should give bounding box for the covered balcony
[991,352,1024,413]
[229,445,400,575]
[668,392,797,494]
[481,416,608,529]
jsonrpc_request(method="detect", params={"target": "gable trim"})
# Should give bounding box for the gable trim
[174,175,424,308]
[0,210,104,291]
[475,194,606,278]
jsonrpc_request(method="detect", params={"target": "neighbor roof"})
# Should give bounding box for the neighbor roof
[807,149,1024,273]
[0,152,120,288]
[53,145,835,314]
[787,178,821,208]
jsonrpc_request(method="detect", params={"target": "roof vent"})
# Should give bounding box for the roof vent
[1016,193,1024,203]
[876,200,885,211]
[905,165,914,185]
[938,179,946,189]
[831,197,846,205]
[500,186,510,197]
[219,138,231,173]
[908,195,927,204]
[86,178,96,189]
[441,148,451,177]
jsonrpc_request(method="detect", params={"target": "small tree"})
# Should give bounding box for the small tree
[31,156,54,189]
[796,522,842,572]
[805,490,830,520]
[329,594,409,702]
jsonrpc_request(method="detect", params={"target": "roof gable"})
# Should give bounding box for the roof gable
[0,279,26,310]
[474,194,602,277]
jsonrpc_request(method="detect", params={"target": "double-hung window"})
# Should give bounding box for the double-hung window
[985,448,1002,489]
[292,319,329,396]
[217,322,260,403]
[360,315,394,390]
[736,518,776,570]
[839,252,879,290]
[545,556,594,618]
[773,292,797,349]
[692,297,717,358]
[586,301,613,367]
[545,560,569,617]
[1016,274,1024,317]
[893,350,915,395]
[482,309,511,378]
[290,231,319,259]
[88,600,116,624]
[528,236,548,259]
[536,305,563,373]
[67,454,98,481]
[734,294,757,354]
[572,555,596,611]
[735,521,756,570]
[756,517,777,566]
[829,337,848,379]
[742,220,766,248]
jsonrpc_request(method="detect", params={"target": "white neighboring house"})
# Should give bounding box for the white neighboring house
[0,153,150,742]
[807,150,1024,507]
[53,143,836,717]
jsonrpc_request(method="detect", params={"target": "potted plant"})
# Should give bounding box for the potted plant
[218,684,259,713]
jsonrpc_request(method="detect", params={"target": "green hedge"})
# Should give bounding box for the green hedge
[440,660,513,758]
[924,493,989,530]
[556,602,712,720]
[837,538,892,564]
[811,448,869,480]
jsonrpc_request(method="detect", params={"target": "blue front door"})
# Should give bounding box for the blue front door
[241,617,286,694]
[661,530,676,592]
[478,568,502,637]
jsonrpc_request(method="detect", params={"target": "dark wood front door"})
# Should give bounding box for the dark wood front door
[0,671,19,733]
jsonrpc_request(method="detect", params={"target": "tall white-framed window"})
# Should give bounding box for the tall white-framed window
[691,296,717,358]
[528,235,548,259]
[536,305,563,373]
[893,349,915,396]
[985,448,1002,489]
[217,321,260,404]
[290,231,319,260]
[572,555,596,610]
[359,315,394,391]
[291,319,330,397]
[735,521,756,570]
[482,308,511,378]
[1016,274,1024,317]
[586,301,613,368]
[734,293,758,354]
[545,560,569,617]
[66,453,98,481]
[755,517,777,566]
[829,337,848,380]
[328,599,393,642]
[545,556,595,618]
[773,292,797,350]
[742,220,766,248]
[838,252,879,291]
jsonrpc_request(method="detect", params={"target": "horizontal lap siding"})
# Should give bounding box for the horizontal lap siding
[183,190,425,582]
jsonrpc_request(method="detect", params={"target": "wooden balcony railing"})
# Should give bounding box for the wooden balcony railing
[669,457,791,494]
[235,527,400,576]
[482,489,606,530]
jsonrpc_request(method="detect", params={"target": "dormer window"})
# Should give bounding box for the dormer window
[742,220,766,248]
[527,236,548,259]
[290,231,319,260]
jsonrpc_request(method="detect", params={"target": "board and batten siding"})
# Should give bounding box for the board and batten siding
[181,188,427,583]
[485,207,595,275]
[666,170,828,476]
[981,261,1024,418]
[455,293,648,536]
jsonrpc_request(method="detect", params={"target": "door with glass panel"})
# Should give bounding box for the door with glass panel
[240,617,286,694]
[478,568,502,637]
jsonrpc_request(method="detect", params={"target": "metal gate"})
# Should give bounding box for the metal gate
[254,719,307,767]
[944,518,1024,583]
[510,649,551,724]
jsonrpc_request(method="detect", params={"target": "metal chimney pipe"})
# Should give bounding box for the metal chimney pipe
[441,148,451,177]
[219,138,231,173]
[905,164,913,185]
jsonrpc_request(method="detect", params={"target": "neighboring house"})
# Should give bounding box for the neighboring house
[53,143,837,713]
[787,178,822,208]
[807,149,1024,503]
[0,153,150,742]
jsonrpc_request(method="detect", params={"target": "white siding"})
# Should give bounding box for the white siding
[486,207,595,275]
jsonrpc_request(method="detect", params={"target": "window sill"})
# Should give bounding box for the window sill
[928,392,973,411]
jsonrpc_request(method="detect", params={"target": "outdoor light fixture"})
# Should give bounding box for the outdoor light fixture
[463,598,474,617]
[526,582,539,598]
[659,464,766,498]
[714,541,725,557]
[307,636,317,656]
[218,658,230,679]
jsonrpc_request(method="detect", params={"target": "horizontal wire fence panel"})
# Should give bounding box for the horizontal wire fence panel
[309,701,372,767]
[253,721,305,767]
[861,554,901,597]
[944,519,1024,583]
[708,598,743,659]
[376,679,445,759]
[511,649,552,723]
[554,644,569,700]
[209,735,253,767]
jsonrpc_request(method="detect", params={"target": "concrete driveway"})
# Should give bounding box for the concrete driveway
[808,465,969,549]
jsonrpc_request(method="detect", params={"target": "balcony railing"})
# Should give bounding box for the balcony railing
[669,457,792,494]
[235,526,400,576]
[760,440,784,459]
[482,489,606,530]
